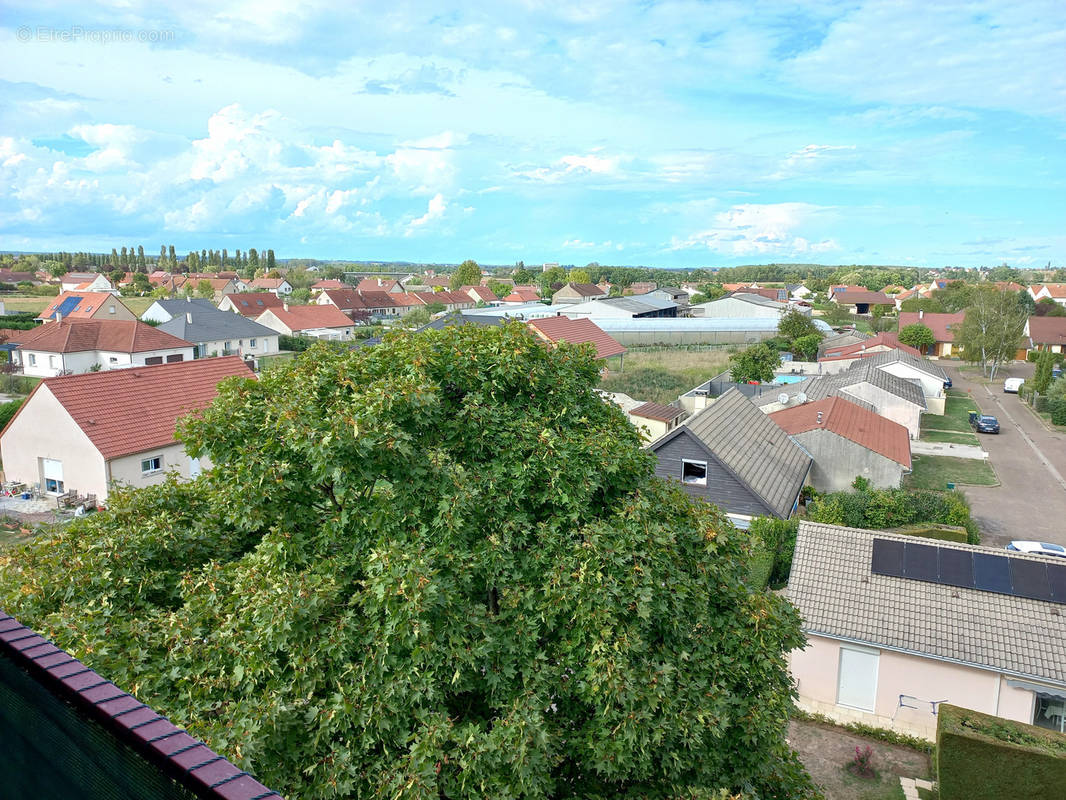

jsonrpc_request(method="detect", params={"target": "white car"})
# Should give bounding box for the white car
[1004,377,1024,393]
[1006,541,1066,558]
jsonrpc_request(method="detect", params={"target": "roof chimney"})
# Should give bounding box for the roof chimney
[816,411,824,425]
[919,310,924,320]
[283,302,289,312]
[55,312,62,324]
[186,312,193,324]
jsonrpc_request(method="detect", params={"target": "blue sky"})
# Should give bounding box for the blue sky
[1,1,1063,268]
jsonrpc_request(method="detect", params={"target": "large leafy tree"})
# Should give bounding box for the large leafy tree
[957,287,1028,379]
[450,259,482,289]
[729,343,780,384]
[0,326,814,800]
[898,323,936,351]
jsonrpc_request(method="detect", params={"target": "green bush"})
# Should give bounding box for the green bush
[278,334,312,352]
[749,517,800,588]
[0,398,23,430]
[937,704,1066,800]
[807,487,979,543]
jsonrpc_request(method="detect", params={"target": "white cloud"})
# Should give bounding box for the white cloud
[671,202,839,256]
[405,192,447,236]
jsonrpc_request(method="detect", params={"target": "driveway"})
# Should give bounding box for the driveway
[946,363,1066,548]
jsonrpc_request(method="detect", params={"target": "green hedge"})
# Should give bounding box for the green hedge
[748,517,799,589]
[937,704,1066,800]
[807,486,980,544]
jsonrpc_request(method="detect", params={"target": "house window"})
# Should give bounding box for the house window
[44,478,64,493]
[28,354,36,366]
[837,645,880,712]
[144,356,164,365]
[141,456,163,474]
[166,354,183,363]
[48,355,57,368]
[42,458,64,494]
[109,356,118,363]
[108,305,116,314]
[681,459,708,486]
[1033,693,1066,733]
[249,338,257,348]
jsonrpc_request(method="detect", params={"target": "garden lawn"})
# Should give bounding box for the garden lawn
[904,455,997,490]
[921,394,981,433]
[920,430,979,446]
[598,349,731,406]
[0,296,49,314]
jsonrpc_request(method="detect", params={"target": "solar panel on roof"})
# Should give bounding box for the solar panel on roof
[871,539,904,577]
[1010,558,1053,602]
[903,542,939,581]
[938,548,975,589]
[1048,564,1066,603]
[974,553,1013,594]
[53,296,82,317]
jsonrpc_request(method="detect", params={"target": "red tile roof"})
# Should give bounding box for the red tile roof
[558,282,606,297]
[356,278,400,293]
[770,396,911,468]
[527,317,626,360]
[358,291,398,309]
[311,278,349,290]
[221,292,285,315]
[898,311,966,342]
[1027,316,1066,346]
[27,357,253,459]
[260,304,353,331]
[833,290,893,306]
[820,332,922,361]
[15,319,192,354]
[502,289,541,303]
[463,285,499,302]
[36,292,131,321]
[1034,283,1066,298]
[317,289,368,312]
[630,401,684,422]
[249,277,288,290]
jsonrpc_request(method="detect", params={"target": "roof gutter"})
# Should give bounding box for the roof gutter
[802,627,1066,691]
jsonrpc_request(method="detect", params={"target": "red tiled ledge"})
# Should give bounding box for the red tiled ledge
[0,609,283,800]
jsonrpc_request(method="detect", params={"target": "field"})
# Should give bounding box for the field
[599,349,732,406]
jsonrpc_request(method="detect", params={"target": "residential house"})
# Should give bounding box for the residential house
[315,288,370,321]
[255,304,355,341]
[623,281,657,295]
[249,277,293,296]
[628,401,685,442]
[0,608,284,799]
[558,295,678,319]
[0,357,253,500]
[770,396,911,491]
[818,332,922,371]
[551,282,609,305]
[217,292,286,317]
[310,278,350,293]
[1028,284,1066,308]
[527,316,626,367]
[59,272,115,293]
[0,268,36,284]
[828,284,867,300]
[178,275,241,300]
[358,291,402,317]
[12,319,195,377]
[817,330,872,357]
[463,285,499,305]
[140,297,218,324]
[1023,316,1066,357]
[36,292,137,323]
[897,310,966,357]
[787,522,1066,740]
[789,284,813,300]
[648,287,689,308]
[356,278,403,294]
[739,286,788,303]
[830,290,894,314]
[156,304,279,358]
[689,293,791,319]
[648,388,811,527]
[757,363,927,438]
[860,349,949,413]
[408,291,475,312]
[500,288,543,305]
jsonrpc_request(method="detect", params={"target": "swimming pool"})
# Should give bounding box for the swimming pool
[772,374,808,385]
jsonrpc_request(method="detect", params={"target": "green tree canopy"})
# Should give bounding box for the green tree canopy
[729,343,780,383]
[957,287,1028,379]
[0,325,814,800]
[899,297,945,314]
[777,308,822,349]
[899,323,936,351]
[568,268,591,284]
[195,279,215,299]
[450,259,482,289]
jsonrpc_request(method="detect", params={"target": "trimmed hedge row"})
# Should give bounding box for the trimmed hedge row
[937,704,1066,800]
[807,487,980,544]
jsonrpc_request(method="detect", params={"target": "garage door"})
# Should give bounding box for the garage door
[837,645,879,712]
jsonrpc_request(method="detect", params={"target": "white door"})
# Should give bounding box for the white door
[188,456,201,478]
[41,458,64,494]
[837,646,880,712]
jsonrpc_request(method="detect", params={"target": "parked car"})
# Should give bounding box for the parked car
[1004,377,1024,393]
[1007,541,1066,558]
[969,412,1000,434]
[943,377,953,390]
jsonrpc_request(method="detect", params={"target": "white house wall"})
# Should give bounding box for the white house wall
[0,385,108,498]
[839,384,923,439]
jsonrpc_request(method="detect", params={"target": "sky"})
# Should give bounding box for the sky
[1,1,1064,269]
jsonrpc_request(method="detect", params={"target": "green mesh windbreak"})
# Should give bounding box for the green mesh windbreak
[0,648,201,800]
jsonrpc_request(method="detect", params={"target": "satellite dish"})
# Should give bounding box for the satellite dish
[796,392,808,404]
[778,392,790,405]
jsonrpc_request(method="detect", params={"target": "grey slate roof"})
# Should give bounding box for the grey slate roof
[788,522,1066,686]
[682,388,811,518]
[859,348,950,381]
[157,306,278,344]
[817,330,871,357]
[812,362,927,409]
[751,378,878,413]
[725,292,789,308]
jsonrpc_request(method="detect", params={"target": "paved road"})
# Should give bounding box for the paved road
[946,363,1066,548]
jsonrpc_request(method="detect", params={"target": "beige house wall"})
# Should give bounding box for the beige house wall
[791,635,1043,741]
[839,384,923,438]
[196,335,278,358]
[107,444,213,493]
[0,385,107,497]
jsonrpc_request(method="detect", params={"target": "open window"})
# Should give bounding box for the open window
[681,459,708,486]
